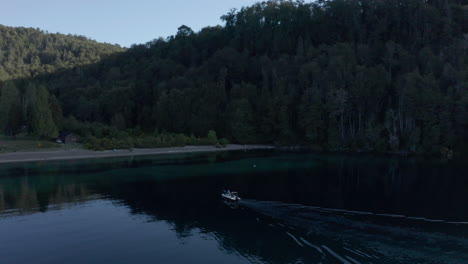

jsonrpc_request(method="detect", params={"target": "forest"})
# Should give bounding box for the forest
[0,0,467,155]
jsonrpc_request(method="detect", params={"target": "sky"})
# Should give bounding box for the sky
[1,0,259,47]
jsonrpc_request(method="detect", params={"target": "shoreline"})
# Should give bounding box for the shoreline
[0,145,274,165]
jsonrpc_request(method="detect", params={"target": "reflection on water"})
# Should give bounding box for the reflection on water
[0,151,467,263]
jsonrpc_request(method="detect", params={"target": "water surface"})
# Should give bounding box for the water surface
[0,151,467,263]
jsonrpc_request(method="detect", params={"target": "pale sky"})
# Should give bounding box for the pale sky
[1,0,260,47]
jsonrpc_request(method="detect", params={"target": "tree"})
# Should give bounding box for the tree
[22,82,37,132]
[299,87,325,149]
[228,99,256,144]
[49,95,63,128]
[207,130,218,145]
[0,81,19,135]
[176,25,194,37]
[32,85,57,139]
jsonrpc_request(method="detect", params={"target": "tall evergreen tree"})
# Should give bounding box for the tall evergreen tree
[0,81,19,135]
[32,85,57,138]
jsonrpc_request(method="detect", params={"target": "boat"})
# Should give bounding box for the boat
[222,190,241,201]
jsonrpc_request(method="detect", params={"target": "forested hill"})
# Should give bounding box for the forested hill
[0,25,124,80]
[1,0,468,156]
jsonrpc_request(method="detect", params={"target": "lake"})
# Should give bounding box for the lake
[0,150,467,264]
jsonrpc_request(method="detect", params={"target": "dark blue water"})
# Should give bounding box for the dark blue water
[0,151,467,263]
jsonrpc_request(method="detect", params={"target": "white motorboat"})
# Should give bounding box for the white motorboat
[222,190,241,201]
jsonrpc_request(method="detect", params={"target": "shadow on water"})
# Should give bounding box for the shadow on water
[0,150,467,263]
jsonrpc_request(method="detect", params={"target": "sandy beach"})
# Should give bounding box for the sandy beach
[0,145,273,164]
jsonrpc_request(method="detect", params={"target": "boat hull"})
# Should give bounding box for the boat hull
[222,193,241,201]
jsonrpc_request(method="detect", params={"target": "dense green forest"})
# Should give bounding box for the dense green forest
[0,25,124,80]
[0,0,467,156]
[0,25,123,138]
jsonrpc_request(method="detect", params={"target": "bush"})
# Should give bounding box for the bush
[84,136,134,151]
[207,130,217,145]
[81,129,229,151]
[219,138,229,146]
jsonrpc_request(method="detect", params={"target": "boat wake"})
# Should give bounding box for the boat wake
[235,199,468,264]
[239,199,468,225]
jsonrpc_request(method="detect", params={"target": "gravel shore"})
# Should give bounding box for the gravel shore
[0,145,273,164]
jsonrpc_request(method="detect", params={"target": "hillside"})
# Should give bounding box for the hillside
[0,25,124,80]
[1,0,467,156]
